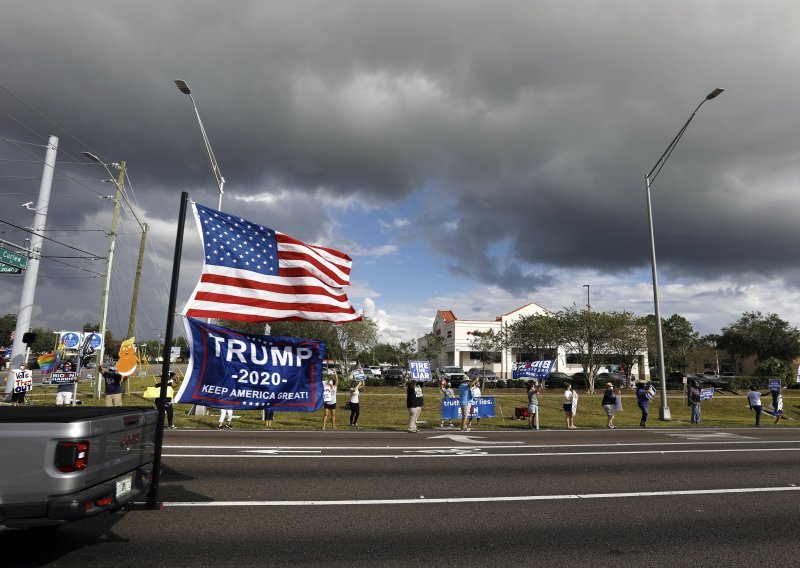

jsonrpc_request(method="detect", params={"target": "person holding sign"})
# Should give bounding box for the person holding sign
[406,379,424,432]
[688,380,702,424]
[322,377,338,430]
[636,382,650,428]
[440,381,455,428]
[458,377,473,431]
[55,361,75,406]
[9,363,31,406]
[563,382,576,430]
[99,363,127,407]
[526,380,540,430]
[765,384,789,424]
[349,379,363,428]
[468,378,481,428]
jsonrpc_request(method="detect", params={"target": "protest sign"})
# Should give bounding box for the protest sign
[700,387,714,400]
[440,396,495,419]
[9,369,32,393]
[409,360,432,382]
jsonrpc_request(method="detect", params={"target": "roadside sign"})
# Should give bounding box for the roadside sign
[0,264,21,274]
[0,246,28,270]
[409,360,432,382]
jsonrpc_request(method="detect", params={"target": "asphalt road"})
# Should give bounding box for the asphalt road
[5,427,800,567]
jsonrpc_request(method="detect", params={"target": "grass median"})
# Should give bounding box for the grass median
[19,379,800,431]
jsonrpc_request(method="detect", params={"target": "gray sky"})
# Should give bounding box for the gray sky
[2,1,800,345]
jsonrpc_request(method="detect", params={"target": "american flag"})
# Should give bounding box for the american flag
[182,203,360,323]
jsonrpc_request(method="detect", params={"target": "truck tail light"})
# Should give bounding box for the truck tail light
[55,441,89,472]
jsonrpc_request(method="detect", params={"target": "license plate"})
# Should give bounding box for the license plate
[116,474,133,498]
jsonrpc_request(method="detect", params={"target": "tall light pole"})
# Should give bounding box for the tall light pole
[174,79,225,209]
[175,79,226,417]
[645,88,724,421]
[582,284,591,312]
[82,152,125,398]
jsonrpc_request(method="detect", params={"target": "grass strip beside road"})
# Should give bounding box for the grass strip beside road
[17,379,800,431]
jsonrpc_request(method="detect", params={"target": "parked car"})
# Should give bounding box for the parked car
[438,366,464,381]
[465,368,498,382]
[368,365,382,377]
[596,372,627,387]
[546,371,571,387]
[568,372,588,388]
[383,367,405,385]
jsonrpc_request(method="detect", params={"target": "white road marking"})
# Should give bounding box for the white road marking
[660,432,759,441]
[164,485,800,507]
[162,439,800,451]
[242,449,321,454]
[427,434,523,444]
[162,447,800,458]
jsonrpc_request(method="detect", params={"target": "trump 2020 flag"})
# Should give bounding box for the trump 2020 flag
[174,317,326,411]
[182,202,360,323]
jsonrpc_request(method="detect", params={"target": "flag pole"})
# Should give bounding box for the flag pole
[141,191,189,508]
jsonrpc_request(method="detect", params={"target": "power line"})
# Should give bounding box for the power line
[0,217,103,257]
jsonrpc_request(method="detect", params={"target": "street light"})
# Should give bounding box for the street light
[174,79,225,210]
[582,284,591,312]
[645,88,724,421]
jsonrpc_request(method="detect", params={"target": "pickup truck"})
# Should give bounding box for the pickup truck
[0,406,158,529]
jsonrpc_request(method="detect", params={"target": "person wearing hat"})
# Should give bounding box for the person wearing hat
[55,361,75,406]
[601,382,618,429]
[99,362,127,407]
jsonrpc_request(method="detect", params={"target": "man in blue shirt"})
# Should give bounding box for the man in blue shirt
[99,363,126,407]
[458,378,473,431]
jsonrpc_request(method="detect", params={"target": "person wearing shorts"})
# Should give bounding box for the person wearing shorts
[322,378,338,430]
[563,382,575,429]
[601,382,617,429]
[458,377,473,431]
[526,380,540,430]
[55,362,75,406]
[100,363,126,407]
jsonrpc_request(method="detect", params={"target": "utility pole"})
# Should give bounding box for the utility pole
[127,223,149,339]
[6,136,58,391]
[94,160,126,398]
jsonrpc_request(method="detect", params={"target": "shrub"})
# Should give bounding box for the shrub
[495,380,506,389]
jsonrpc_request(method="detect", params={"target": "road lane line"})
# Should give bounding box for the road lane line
[163,440,800,450]
[163,485,800,507]
[162,447,800,458]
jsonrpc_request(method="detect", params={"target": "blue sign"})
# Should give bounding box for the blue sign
[700,387,714,401]
[409,360,432,382]
[87,333,103,349]
[174,317,326,411]
[768,378,782,391]
[60,332,80,348]
[440,396,495,419]
[513,360,554,380]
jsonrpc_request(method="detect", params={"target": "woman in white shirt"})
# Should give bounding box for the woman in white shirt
[349,380,363,427]
[468,379,481,428]
[563,382,575,430]
[322,378,338,430]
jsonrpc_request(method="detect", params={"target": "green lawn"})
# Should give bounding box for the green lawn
[19,379,800,431]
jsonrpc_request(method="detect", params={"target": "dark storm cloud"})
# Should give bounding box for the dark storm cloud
[1,0,799,337]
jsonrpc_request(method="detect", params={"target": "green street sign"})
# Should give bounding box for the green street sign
[0,246,27,270]
[0,263,21,274]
